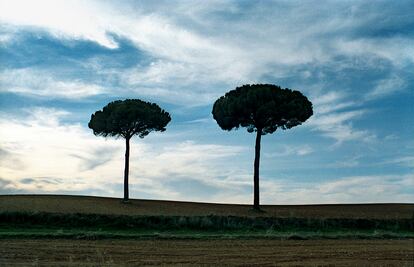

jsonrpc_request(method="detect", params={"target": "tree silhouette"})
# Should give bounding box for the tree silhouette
[88,99,171,202]
[212,84,313,210]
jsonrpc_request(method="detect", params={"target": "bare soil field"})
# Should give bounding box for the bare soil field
[0,239,412,266]
[1,194,413,219]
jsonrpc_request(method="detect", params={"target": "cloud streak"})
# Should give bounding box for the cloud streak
[263,174,414,204]
[0,68,106,99]
[308,91,375,144]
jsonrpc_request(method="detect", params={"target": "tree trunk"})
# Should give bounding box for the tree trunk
[123,137,130,202]
[253,128,262,210]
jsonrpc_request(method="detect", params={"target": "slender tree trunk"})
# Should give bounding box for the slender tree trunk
[253,128,262,210]
[123,137,130,202]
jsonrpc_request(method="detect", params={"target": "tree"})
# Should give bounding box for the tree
[212,84,313,210]
[88,99,171,202]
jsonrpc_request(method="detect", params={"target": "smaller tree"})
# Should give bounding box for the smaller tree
[212,84,313,210]
[88,99,171,202]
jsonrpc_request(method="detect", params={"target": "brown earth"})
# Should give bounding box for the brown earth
[0,239,412,266]
[1,194,413,219]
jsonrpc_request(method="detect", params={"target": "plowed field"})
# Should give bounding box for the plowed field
[1,239,412,266]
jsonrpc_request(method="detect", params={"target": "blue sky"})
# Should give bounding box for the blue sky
[0,0,413,204]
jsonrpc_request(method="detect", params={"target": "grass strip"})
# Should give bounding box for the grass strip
[0,228,412,240]
[1,211,412,240]
[1,211,412,232]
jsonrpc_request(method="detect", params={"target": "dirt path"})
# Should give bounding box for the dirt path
[0,239,412,266]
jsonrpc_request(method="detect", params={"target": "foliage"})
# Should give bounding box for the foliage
[212,84,313,134]
[88,99,171,139]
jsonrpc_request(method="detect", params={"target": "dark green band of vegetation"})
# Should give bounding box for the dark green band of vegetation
[1,232,412,241]
[1,212,412,231]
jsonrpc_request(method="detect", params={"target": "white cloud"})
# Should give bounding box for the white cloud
[308,91,375,144]
[366,75,406,100]
[0,32,14,44]
[313,91,357,115]
[0,68,106,99]
[0,0,118,48]
[0,108,121,183]
[380,156,414,168]
[334,37,414,67]
[264,145,313,158]
[262,174,414,204]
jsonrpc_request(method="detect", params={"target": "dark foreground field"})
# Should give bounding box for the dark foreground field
[1,194,413,239]
[1,239,413,266]
[1,195,413,266]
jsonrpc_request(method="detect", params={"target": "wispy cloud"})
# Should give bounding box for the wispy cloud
[263,174,414,204]
[379,156,414,169]
[308,91,375,144]
[264,145,313,158]
[69,147,119,172]
[365,75,406,100]
[0,68,106,99]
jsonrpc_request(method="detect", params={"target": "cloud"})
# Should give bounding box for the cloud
[1,0,412,105]
[1,107,412,204]
[0,0,250,83]
[0,32,14,45]
[264,145,313,158]
[130,140,247,192]
[0,147,26,171]
[0,107,121,184]
[0,177,18,194]
[118,60,231,106]
[0,107,248,200]
[334,37,414,67]
[262,174,414,204]
[380,156,414,169]
[0,0,118,48]
[69,147,118,172]
[0,68,106,99]
[308,91,376,144]
[309,110,371,144]
[365,75,406,100]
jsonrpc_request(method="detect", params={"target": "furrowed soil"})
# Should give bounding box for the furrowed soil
[1,195,413,219]
[0,239,412,266]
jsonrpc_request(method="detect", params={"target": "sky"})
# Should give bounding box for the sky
[0,0,413,204]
